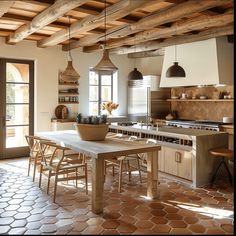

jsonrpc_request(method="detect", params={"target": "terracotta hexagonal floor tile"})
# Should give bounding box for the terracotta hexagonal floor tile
[165,213,183,220]
[152,224,171,233]
[135,211,153,220]
[148,202,164,209]
[119,215,137,225]
[26,221,42,230]
[206,227,226,234]
[151,216,168,224]
[40,223,57,233]
[82,225,104,235]
[135,219,154,229]
[7,227,27,235]
[117,222,137,234]
[101,219,120,229]
[183,216,199,224]
[188,224,206,233]
[220,223,234,233]
[164,206,179,213]
[170,228,192,234]
[101,229,120,235]
[150,209,167,217]
[169,220,188,228]
[72,222,88,232]
[120,207,137,216]
[103,212,121,220]
[0,217,14,225]
[10,219,27,228]
[26,213,45,222]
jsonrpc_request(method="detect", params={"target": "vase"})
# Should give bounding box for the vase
[107,110,112,116]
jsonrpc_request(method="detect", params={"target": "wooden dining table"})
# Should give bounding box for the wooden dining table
[37,130,161,214]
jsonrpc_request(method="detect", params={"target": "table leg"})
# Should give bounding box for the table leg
[91,157,104,214]
[146,151,159,198]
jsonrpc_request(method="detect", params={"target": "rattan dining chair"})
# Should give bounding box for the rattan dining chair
[104,135,142,193]
[38,140,88,203]
[25,135,53,182]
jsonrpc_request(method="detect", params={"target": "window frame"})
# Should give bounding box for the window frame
[89,70,114,115]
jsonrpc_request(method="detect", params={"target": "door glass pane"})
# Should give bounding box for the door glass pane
[6,105,29,126]
[6,126,29,148]
[6,84,29,103]
[89,102,98,116]
[101,75,111,85]
[101,86,111,101]
[89,86,98,100]
[6,63,29,83]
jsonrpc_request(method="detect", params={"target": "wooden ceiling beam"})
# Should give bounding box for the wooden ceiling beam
[0,1,15,17]
[105,9,233,49]
[128,49,165,58]
[66,0,232,51]
[38,0,158,48]
[109,24,233,55]
[6,0,89,44]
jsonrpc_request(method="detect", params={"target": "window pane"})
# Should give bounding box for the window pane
[101,86,111,101]
[6,84,29,103]
[89,102,99,116]
[89,71,98,85]
[6,104,29,126]
[7,63,29,83]
[6,126,29,148]
[101,75,111,85]
[89,86,98,100]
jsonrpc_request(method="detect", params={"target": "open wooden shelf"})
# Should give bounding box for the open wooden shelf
[167,99,234,102]
[59,83,79,86]
[59,102,79,104]
[59,93,79,95]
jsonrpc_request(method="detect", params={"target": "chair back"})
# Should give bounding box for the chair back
[25,135,42,157]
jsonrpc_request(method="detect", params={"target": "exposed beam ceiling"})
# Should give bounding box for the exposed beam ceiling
[0,0,233,57]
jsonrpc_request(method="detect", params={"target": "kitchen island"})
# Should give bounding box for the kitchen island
[109,123,228,187]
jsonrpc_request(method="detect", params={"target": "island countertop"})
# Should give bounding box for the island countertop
[109,122,226,138]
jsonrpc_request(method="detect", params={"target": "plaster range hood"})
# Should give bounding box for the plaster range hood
[160,36,233,87]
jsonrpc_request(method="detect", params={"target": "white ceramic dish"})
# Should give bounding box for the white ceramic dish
[199,96,207,99]
[171,96,179,99]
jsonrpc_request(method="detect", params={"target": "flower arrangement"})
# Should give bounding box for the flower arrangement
[101,101,119,115]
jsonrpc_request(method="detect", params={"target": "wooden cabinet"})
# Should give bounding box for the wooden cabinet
[220,125,234,150]
[160,146,192,181]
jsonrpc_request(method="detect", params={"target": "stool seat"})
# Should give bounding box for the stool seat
[209,148,234,186]
[210,148,234,159]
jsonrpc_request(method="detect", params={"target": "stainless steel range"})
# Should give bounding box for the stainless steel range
[166,119,226,131]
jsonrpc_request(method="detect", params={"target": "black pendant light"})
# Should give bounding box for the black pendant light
[61,16,80,82]
[92,0,117,72]
[166,45,186,77]
[128,38,143,80]
[128,68,143,80]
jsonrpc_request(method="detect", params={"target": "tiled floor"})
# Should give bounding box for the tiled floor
[0,157,234,235]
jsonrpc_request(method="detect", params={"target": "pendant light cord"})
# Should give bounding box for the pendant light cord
[104,0,107,49]
[68,16,72,61]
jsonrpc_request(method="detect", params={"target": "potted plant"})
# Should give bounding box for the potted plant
[75,113,109,141]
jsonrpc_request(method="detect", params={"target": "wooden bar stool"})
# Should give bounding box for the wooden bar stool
[209,148,234,186]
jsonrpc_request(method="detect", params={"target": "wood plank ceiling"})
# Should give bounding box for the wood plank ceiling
[0,0,234,57]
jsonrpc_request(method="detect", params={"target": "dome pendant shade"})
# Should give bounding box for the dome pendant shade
[92,49,118,72]
[166,62,186,77]
[61,60,80,82]
[128,67,143,80]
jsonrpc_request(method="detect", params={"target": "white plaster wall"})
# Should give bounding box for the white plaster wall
[0,38,133,132]
[132,56,163,76]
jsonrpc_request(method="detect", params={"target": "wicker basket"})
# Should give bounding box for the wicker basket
[75,123,109,141]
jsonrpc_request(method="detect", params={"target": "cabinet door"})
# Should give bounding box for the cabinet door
[158,148,165,172]
[164,147,178,176]
[176,150,192,180]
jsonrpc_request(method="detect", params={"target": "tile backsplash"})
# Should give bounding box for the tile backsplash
[171,86,234,121]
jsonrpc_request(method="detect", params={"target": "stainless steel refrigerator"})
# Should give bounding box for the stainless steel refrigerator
[127,75,171,122]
